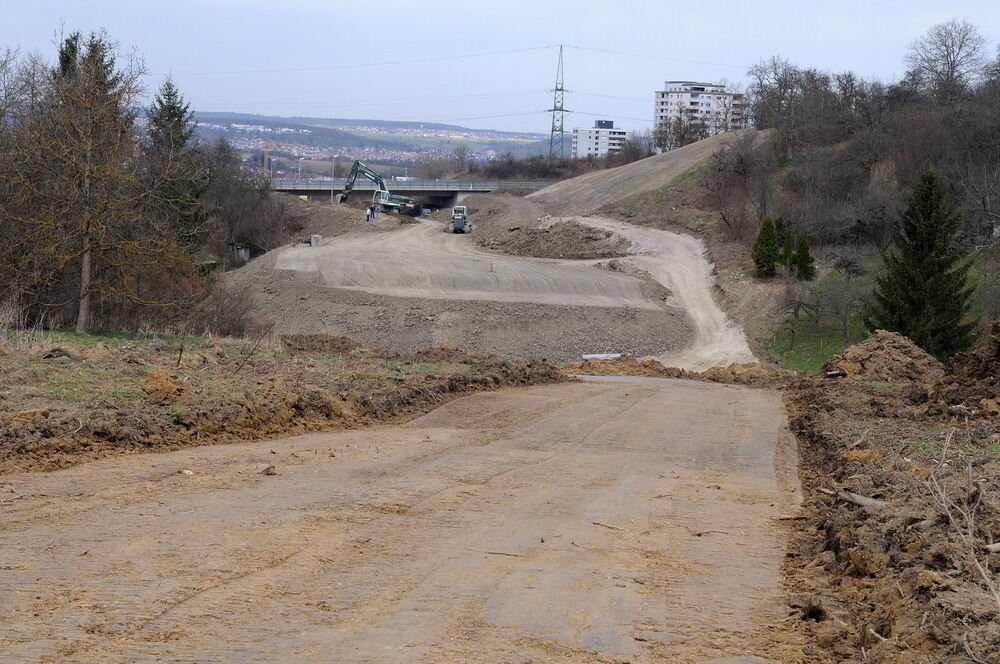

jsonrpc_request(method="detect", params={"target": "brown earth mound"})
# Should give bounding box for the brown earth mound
[477,220,630,260]
[1,337,563,473]
[924,323,1000,416]
[562,356,792,388]
[142,367,185,404]
[562,355,686,378]
[823,330,945,384]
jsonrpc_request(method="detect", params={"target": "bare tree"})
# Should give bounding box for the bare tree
[451,144,470,171]
[905,19,988,103]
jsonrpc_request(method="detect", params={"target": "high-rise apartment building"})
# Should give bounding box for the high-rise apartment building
[571,120,631,158]
[654,81,746,144]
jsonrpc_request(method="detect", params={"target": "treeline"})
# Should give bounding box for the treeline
[707,19,1000,246]
[0,32,297,334]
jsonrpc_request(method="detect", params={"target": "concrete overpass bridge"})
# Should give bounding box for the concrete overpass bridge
[270,178,550,207]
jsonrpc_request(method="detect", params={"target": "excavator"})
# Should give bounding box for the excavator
[337,160,416,214]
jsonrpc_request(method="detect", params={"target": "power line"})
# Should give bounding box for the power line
[192,90,544,111]
[565,44,749,70]
[570,110,653,124]
[144,45,557,76]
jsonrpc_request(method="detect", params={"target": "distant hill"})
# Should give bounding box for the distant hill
[192,111,549,164]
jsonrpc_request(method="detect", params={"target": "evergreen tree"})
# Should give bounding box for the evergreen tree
[751,216,781,277]
[793,229,816,280]
[144,78,203,247]
[780,224,794,267]
[866,171,977,359]
[148,77,195,152]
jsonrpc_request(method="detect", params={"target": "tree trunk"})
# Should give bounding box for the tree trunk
[75,235,91,334]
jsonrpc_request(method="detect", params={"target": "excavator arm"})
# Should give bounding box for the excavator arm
[339,160,387,203]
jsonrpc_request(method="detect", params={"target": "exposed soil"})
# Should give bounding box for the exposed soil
[0,334,562,474]
[459,193,631,259]
[0,375,804,663]
[822,329,946,384]
[224,216,694,365]
[568,330,1000,663]
[563,355,793,388]
[924,322,1000,417]
[783,375,1000,663]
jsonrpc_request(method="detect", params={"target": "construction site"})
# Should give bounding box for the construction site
[2,127,997,664]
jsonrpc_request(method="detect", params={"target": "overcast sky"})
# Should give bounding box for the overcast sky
[2,0,998,134]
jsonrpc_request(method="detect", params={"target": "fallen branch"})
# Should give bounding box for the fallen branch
[817,487,889,510]
[984,542,1000,554]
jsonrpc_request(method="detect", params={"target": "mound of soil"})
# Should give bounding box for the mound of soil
[925,323,1000,416]
[478,220,630,260]
[562,356,792,387]
[459,193,628,260]
[823,330,945,384]
[563,355,686,378]
[0,337,564,473]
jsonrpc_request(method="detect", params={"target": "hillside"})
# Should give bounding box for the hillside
[528,130,755,216]
[193,111,549,164]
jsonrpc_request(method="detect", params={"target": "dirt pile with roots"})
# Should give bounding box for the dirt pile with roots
[822,330,945,384]
[923,322,1000,417]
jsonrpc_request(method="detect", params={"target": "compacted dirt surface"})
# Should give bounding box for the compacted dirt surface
[0,376,803,663]
[274,219,657,310]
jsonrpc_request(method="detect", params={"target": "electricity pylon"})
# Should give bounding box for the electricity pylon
[548,45,567,159]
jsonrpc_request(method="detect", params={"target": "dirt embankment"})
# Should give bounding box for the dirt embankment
[225,223,693,365]
[562,354,793,388]
[528,131,756,217]
[459,193,631,259]
[0,334,563,473]
[787,332,999,663]
[567,330,1000,663]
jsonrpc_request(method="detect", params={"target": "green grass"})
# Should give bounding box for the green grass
[0,327,212,351]
[766,315,869,373]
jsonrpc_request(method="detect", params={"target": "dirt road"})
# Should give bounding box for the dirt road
[571,217,756,371]
[0,377,801,663]
[274,219,661,310]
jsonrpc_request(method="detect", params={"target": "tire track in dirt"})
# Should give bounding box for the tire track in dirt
[0,378,803,662]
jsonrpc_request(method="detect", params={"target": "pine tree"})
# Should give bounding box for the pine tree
[144,78,203,247]
[751,216,781,277]
[793,229,816,280]
[867,171,977,359]
[781,224,795,267]
[148,77,195,152]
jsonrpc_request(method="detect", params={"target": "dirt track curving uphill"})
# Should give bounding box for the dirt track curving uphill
[569,217,756,371]
[0,376,802,663]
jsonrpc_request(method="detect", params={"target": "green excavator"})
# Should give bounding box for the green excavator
[338,160,416,213]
